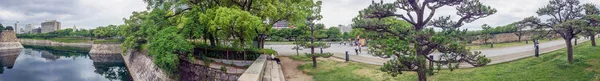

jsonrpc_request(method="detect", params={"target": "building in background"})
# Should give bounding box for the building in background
[32,27,42,34]
[23,24,33,34]
[272,21,294,30]
[338,25,352,33]
[41,20,61,33]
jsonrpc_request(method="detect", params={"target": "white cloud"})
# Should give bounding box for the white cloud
[319,0,600,30]
[0,0,146,29]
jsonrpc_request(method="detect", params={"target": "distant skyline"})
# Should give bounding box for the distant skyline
[0,0,145,29]
[0,0,599,30]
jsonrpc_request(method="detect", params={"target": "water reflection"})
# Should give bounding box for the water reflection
[0,49,21,74]
[0,46,131,81]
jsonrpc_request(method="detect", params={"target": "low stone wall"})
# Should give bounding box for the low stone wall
[89,44,122,54]
[210,58,254,67]
[20,39,93,48]
[0,42,23,50]
[122,50,175,81]
[179,59,240,81]
[238,55,267,81]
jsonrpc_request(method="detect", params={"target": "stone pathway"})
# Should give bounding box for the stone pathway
[266,38,590,67]
[263,60,285,81]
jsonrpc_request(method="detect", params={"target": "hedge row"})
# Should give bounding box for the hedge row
[193,44,277,60]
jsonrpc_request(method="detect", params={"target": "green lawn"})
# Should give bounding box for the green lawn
[93,39,123,44]
[297,40,600,81]
[468,38,558,50]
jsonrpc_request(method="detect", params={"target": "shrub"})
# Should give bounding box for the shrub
[147,27,193,76]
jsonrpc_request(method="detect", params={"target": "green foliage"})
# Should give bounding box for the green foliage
[147,27,193,76]
[355,0,496,80]
[93,25,119,38]
[290,55,311,61]
[0,23,4,30]
[326,27,342,41]
[299,40,600,81]
[219,66,227,72]
[5,26,13,30]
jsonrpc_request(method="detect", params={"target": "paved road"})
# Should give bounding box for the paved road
[266,38,590,67]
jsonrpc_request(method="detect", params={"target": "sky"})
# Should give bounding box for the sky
[0,0,146,29]
[0,0,598,30]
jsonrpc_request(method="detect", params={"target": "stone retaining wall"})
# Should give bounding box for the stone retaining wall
[0,30,23,50]
[0,30,19,42]
[89,44,122,54]
[0,42,23,50]
[20,39,93,48]
[122,50,175,81]
[179,59,240,81]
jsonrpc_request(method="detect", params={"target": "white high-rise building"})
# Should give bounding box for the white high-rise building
[24,24,33,34]
[338,25,352,33]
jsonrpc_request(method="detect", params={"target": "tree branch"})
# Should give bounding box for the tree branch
[165,8,192,18]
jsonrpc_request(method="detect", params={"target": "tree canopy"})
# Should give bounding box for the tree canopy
[354,0,496,81]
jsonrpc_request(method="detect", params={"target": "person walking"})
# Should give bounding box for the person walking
[358,42,362,53]
[355,45,359,55]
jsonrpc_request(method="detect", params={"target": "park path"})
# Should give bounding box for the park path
[266,38,590,68]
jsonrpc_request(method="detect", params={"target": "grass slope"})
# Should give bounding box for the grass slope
[297,40,600,81]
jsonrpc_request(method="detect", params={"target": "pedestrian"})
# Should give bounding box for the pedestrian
[270,54,280,64]
[355,46,359,55]
[358,42,362,53]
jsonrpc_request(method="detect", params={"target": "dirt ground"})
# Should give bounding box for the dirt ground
[280,57,314,81]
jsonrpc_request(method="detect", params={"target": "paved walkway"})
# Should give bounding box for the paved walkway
[263,60,285,81]
[266,38,590,68]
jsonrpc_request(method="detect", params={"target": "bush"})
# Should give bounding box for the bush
[194,44,276,60]
[147,27,193,76]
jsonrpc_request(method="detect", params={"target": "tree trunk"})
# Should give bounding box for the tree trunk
[592,36,596,46]
[575,38,578,46]
[311,25,317,68]
[490,42,494,48]
[209,33,216,47]
[417,68,427,81]
[518,36,521,42]
[296,49,299,56]
[526,40,529,44]
[566,39,573,63]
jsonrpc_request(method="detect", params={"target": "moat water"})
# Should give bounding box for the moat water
[0,45,131,81]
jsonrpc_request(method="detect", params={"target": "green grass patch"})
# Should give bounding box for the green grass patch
[94,39,123,44]
[290,55,312,61]
[299,39,600,81]
[468,38,558,50]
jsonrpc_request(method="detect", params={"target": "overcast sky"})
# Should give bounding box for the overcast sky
[0,0,598,30]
